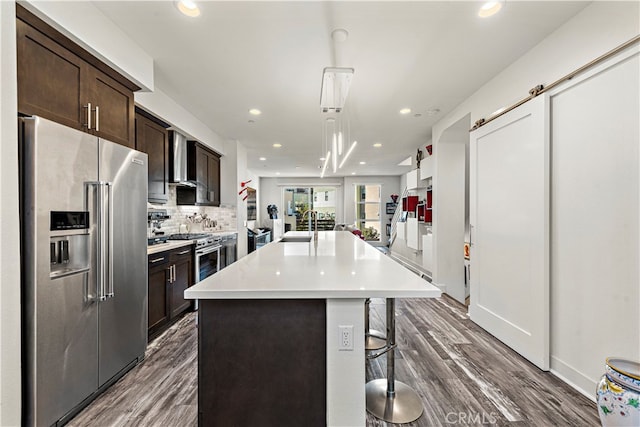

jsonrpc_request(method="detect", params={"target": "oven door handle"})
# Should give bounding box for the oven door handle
[196,244,222,256]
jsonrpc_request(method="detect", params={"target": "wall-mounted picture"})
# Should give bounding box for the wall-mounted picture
[386,202,397,214]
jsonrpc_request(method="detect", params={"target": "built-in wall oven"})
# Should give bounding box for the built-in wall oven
[167,233,222,283]
[194,236,222,282]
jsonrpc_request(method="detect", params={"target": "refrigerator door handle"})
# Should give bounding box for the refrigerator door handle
[84,182,98,302]
[88,180,112,301]
[106,182,114,298]
[97,182,107,301]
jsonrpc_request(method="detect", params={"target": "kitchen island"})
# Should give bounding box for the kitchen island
[184,231,441,426]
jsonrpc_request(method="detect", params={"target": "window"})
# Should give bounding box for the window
[355,184,381,241]
[283,187,337,231]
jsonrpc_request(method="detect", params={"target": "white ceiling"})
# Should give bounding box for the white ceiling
[92,1,588,177]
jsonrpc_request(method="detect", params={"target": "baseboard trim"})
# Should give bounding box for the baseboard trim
[550,355,597,402]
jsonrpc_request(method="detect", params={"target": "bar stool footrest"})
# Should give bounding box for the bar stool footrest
[366,344,397,360]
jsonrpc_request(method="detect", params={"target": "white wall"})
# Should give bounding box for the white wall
[343,176,401,246]
[432,130,466,303]
[135,89,225,155]
[0,1,21,424]
[222,141,250,259]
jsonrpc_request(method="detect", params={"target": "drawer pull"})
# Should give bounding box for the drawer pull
[177,250,190,255]
[150,257,165,263]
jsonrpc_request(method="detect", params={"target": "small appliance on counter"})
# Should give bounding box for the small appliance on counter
[148,209,170,245]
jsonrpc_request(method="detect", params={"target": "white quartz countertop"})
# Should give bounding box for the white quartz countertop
[147,240,194,255]
[185,231,441,299]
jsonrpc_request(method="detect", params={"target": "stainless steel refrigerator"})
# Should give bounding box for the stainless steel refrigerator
[20,116,148,426]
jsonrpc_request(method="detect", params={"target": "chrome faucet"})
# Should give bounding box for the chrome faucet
[301,209,318,241]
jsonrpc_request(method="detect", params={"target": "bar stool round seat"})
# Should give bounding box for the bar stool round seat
[365,298,424,423]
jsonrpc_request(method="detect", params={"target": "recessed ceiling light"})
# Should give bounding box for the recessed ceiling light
[175,0,200,17]
[259,157,266,161]
[320,157,326,161]
[399,108,412,115]
[295,166,301,169]
[351,172,356,175]
[275,172,280,175]
[249,108,261,116]
[373,143,382,148]
[359,161,366,165]
[273,143,282,148]
[478,1,503,18]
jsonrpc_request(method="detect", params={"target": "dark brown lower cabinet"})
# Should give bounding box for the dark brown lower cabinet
[148,253,170,334]
[169,248,193,318]
[198,299,326,427]
[148,245,194,340]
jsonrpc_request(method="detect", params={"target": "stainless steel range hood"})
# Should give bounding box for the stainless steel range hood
[170,131,197,187]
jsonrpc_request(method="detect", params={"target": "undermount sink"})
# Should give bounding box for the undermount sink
[279,236,313,243]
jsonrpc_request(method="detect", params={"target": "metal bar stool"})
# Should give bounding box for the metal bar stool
[365,298,423,423]
[365,298,386,350]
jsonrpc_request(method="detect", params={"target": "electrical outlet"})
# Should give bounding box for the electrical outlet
[339,325,353,351]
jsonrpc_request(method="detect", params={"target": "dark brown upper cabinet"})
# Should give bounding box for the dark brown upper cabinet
[135,110,170,204]
[176,141,221,206]
[16,5,138,148]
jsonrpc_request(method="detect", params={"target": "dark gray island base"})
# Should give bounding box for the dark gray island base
[198,299,327,426]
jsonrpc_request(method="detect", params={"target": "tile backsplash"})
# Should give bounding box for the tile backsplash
[148,185,237,237]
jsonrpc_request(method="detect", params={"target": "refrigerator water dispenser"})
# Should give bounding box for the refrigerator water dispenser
[49,211,90,278]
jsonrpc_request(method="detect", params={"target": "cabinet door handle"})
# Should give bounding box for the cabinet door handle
[171,265,176,283]
[94,105,100,132]
[84,103,92,129]
[150,257,165,263]
[209,191,215,202]
[177,250,190,255]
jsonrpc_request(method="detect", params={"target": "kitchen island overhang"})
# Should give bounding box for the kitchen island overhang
[185,231,441,427]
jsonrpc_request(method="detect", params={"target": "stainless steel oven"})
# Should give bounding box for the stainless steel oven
[194,236,222,283]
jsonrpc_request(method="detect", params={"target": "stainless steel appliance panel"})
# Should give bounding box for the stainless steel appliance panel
[21,116,99,426]
[195,244,221,282]
[97,139,148,385]
[170,130,193,185]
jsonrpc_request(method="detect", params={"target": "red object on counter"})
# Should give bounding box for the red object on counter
[351,229,365,240]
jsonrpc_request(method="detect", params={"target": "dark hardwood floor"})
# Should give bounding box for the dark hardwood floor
[69,296,599,426]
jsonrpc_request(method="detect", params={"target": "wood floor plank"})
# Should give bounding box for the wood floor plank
[69,295,600,427]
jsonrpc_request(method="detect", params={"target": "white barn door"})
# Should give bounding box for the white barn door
[469,95,549,370]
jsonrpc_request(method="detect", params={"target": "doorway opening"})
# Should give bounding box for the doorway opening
[283,187,337,231]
